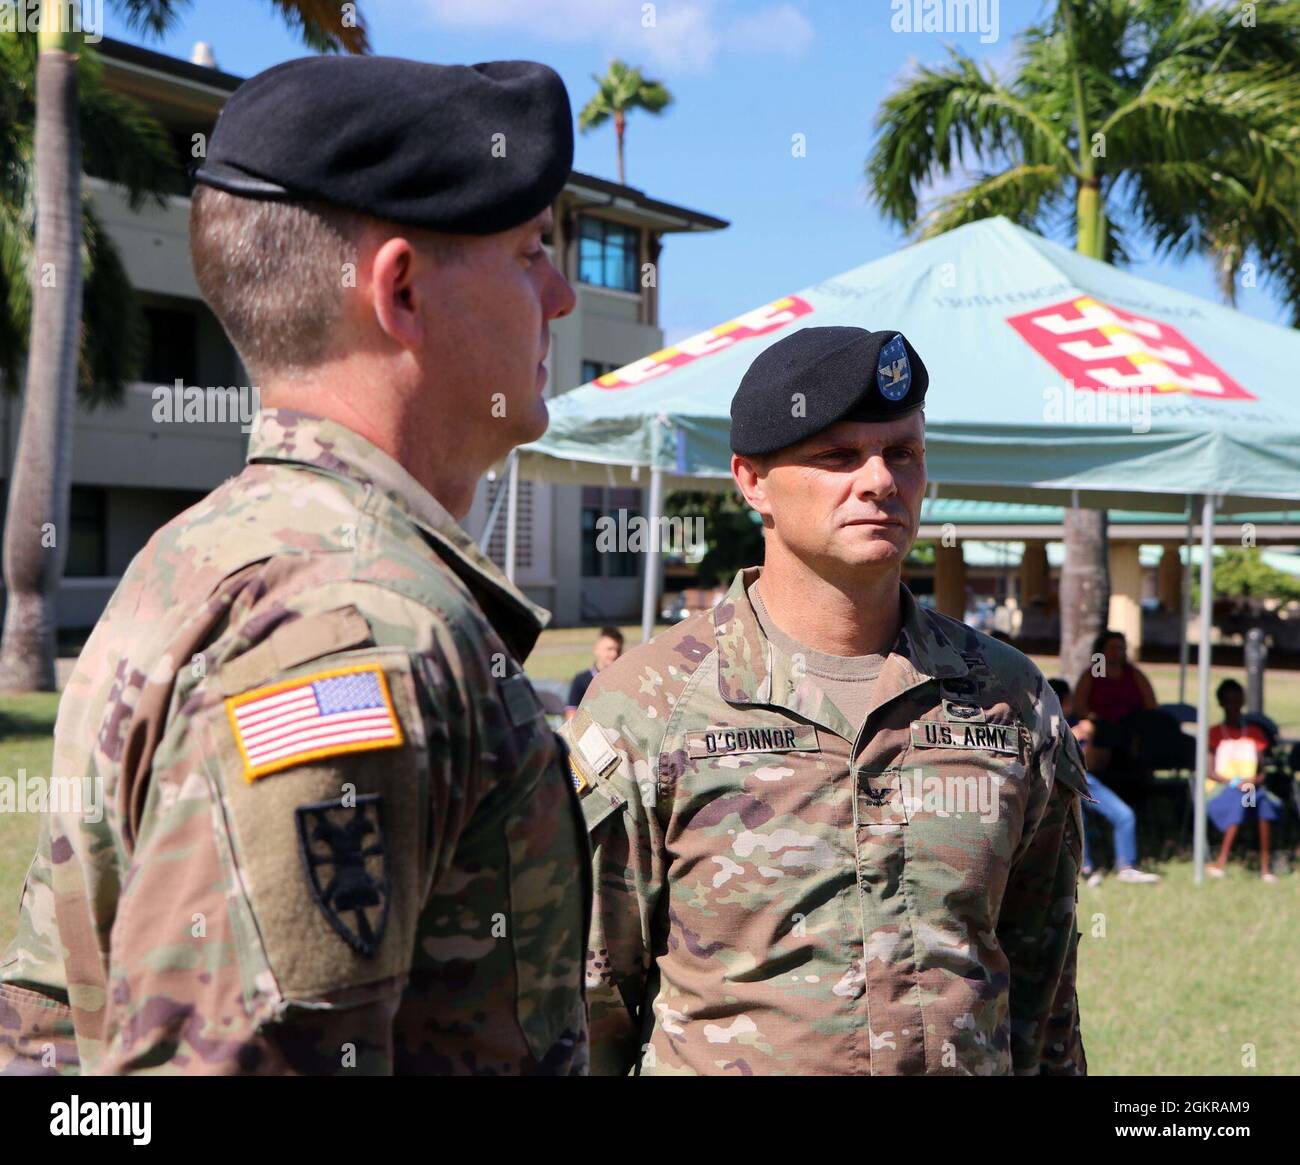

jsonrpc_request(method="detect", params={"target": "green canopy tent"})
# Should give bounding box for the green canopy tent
[504,216,1300,882]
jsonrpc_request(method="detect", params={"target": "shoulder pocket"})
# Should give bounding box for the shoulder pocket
[580,781,626,833]
[200,647,427,1003]
[560,713,625,834]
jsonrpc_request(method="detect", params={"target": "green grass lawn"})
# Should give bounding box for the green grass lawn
[0,649,1295,1075]
[1075,860,1299,1075]
[0,693,58,956]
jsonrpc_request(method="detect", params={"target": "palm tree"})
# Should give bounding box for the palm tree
[866,0,1300,678]
[579,60,672,185]
[0,0,369,692]
[0,36,180,400]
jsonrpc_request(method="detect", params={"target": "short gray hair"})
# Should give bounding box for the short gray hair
[190,185,363,378]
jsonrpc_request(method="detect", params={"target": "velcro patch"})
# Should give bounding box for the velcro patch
[576,724,618,779]
[226,664,404,782]
[687,724,819,758]
[910,720,1018,754]
[501,674,543,727]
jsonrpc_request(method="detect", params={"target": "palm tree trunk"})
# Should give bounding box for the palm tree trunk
[615,109,626,185]
[1059,506,1109,680]
[1056,0,1112,682]
[0,14,82,692]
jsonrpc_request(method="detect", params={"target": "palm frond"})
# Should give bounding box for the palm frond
[0,197,32,392]
[109,0,185,37]
[867,49,1076,229]
[1099,66,1300,175]
[916,163,1067,239]
[77,201,144,407]
[578,89,612,131]
[265,0,370,53]
[77,46,180,209]
[580,60,673,146]
[636,81,672,114]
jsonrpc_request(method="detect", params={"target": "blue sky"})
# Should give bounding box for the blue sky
[103,0,1293,346]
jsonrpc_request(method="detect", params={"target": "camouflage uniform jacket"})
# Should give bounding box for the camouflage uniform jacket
[0,409,589,1075]
[563,568,1089,1076]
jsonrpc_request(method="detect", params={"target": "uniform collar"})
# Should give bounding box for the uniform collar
[711,566,969,740]
[247,408,550,655]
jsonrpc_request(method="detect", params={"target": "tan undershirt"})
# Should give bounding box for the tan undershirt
[749,580,885,735]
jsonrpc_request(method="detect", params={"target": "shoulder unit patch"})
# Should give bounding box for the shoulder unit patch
[296,793,391,957]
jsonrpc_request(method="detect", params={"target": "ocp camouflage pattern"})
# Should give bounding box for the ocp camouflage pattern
[564,567,1089,1076]
[0,409,589,1075]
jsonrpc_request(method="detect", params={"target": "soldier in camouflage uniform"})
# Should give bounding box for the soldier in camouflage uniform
[0,57,588,1074]
[564,327,1091,1075]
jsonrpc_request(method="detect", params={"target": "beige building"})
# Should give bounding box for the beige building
[0,38,726,634]
[910,501,1300,657]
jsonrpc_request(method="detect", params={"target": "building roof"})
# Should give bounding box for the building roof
[96,37,727,234]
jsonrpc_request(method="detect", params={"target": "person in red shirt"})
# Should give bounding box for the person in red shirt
[1206,679,1282,882]
[1072,630,1158,783]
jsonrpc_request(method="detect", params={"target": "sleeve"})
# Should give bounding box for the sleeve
[94,639,453,1075]
[566,672,585,708]
[0,820,81,1075]
[997,708,1090,1076]
[561,701,666,1077]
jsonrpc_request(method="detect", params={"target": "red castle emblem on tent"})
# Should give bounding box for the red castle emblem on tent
[1006,295,1256,401]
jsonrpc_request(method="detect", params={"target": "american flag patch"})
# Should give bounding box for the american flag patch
[226,664,404,781]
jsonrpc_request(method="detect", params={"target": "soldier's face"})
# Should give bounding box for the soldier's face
[415,210,575,460]
[737,413,926,574]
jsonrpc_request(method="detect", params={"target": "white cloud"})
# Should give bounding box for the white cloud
[398,0,813,72]
[731,3,813,58]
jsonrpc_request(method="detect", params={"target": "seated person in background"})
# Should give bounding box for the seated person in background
[565,626,624,719]
[1206,678,1282,883]
[1050,678,1161,886]
[1071,630,1158,784]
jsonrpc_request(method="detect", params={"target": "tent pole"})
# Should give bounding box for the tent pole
[1192,492,1216,886]
[640,465,664,643]
[1178,496,1194,704]
[504,451,520,584]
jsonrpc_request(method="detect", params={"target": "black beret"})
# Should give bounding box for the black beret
[729,326,928,456]
[194,56,573,235]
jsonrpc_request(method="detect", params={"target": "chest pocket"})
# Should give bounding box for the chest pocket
[893,717,1031,846]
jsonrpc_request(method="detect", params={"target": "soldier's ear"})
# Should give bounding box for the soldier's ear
[731,454,772,518]
[370,235,426,352]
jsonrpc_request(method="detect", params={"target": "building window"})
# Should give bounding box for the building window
[66,487,107,578]
[581,486,642,578]
[578,216,640,292]
[581,360,619,385]
[141,303,199,385]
